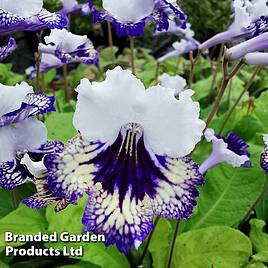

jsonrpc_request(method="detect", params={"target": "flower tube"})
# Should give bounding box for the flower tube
[200,129,251,174]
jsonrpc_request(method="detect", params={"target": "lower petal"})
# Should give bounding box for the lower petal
[151,156,204,220]
[82,185,154,254]
[0,160,30,190]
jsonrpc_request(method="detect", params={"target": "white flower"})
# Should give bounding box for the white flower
[159,73,187,96]
[74,66,205,158]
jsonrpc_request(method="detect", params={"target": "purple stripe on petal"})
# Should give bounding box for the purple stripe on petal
[22,177,71,211]
[0,159,32,190]
[25,93,56,116]
[82,186,154,254]
[0,37,17,61]
[261,147,268,175]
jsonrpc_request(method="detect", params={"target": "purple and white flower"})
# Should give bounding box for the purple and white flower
[0,81,57,189]
[157,23,199,63]
[200,0,268,50]
[44,66,205,253]
[226,32,268,60]
[60,0,90,16]
[35,29,99,74]
[0,37,17,61]
[260,135,268,174]
[0,0,68,35]
[199,128,251,174]
[159,73,187,96]
[87,0,187,37]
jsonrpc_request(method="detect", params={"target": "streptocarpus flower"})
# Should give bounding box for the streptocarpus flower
[260,135,268,174]
[157,23,199,62]
[200,0,268,50]
[0,37,17,61]
[60,0,90,16]
[20,141,72,212]
[36,29,99,74]
[87,0,187,37]
[0,0,68,35]
[0,81,56,189]
[226,32,268,60]
[44,66,205,253]
[199,129,251,174]
[159,73,187,96]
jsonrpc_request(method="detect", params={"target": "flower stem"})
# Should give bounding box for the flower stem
[63,65,71,101]
[107,21,113,47]
[130,36,136,75]
[219,65,262,134]
[207,44,225,105]
[239,181,268,228]
[167,220,180,268]
[205,58,244,131]
[138,217,160,265]
[188,50,200,88]
[35,30,44,92]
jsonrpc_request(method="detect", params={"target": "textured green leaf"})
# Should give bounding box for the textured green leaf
[0,205,47,247]
[149,219,173,268]
[181,148,266,232]
[46,196,87,235]
[249,219,268,254]
[173,226,252,268]
[45,112,77,142]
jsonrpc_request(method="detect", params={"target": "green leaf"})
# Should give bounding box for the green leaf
[149,219,173,268]
[78,244,130,268]
[0,260,9,268]
[0,205,48,247]
[0,189,14,218]
[254,91,268,132]
[172,226,252,268]
[45,112,77,142]
[100,47,118,68]
[249,219,268,253]
[46,196,87,235]
[181,148,266,232]
[58,262,99,268]
[43,69,56,86]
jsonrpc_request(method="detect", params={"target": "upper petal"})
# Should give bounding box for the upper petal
[0,82,33,117]
[102,0,154,23]
[0,0,42,17]
[74,67,205,158]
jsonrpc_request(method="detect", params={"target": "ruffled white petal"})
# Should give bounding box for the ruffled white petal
[74,66,205,158]
[229,0,252,31]
[20,154,47,178]
[204,128,249,168]
[159,73,187,96]
[102,0,154,23]
[44,29,88,53]
[246,0,268,22]
[0,118,47,162]
[0,82,33,117]
[0,0,43,17]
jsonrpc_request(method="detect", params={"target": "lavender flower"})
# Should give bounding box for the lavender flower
[0,38,17,61]
[0,81,57,189]
[226,32,268,60]
[0,0,68,35]
[87,0,187,37]
[44,66,205,253]
[60,0,90,16]
[200,0,268,50]
[157,23,199,63]
[199,129,251,174]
